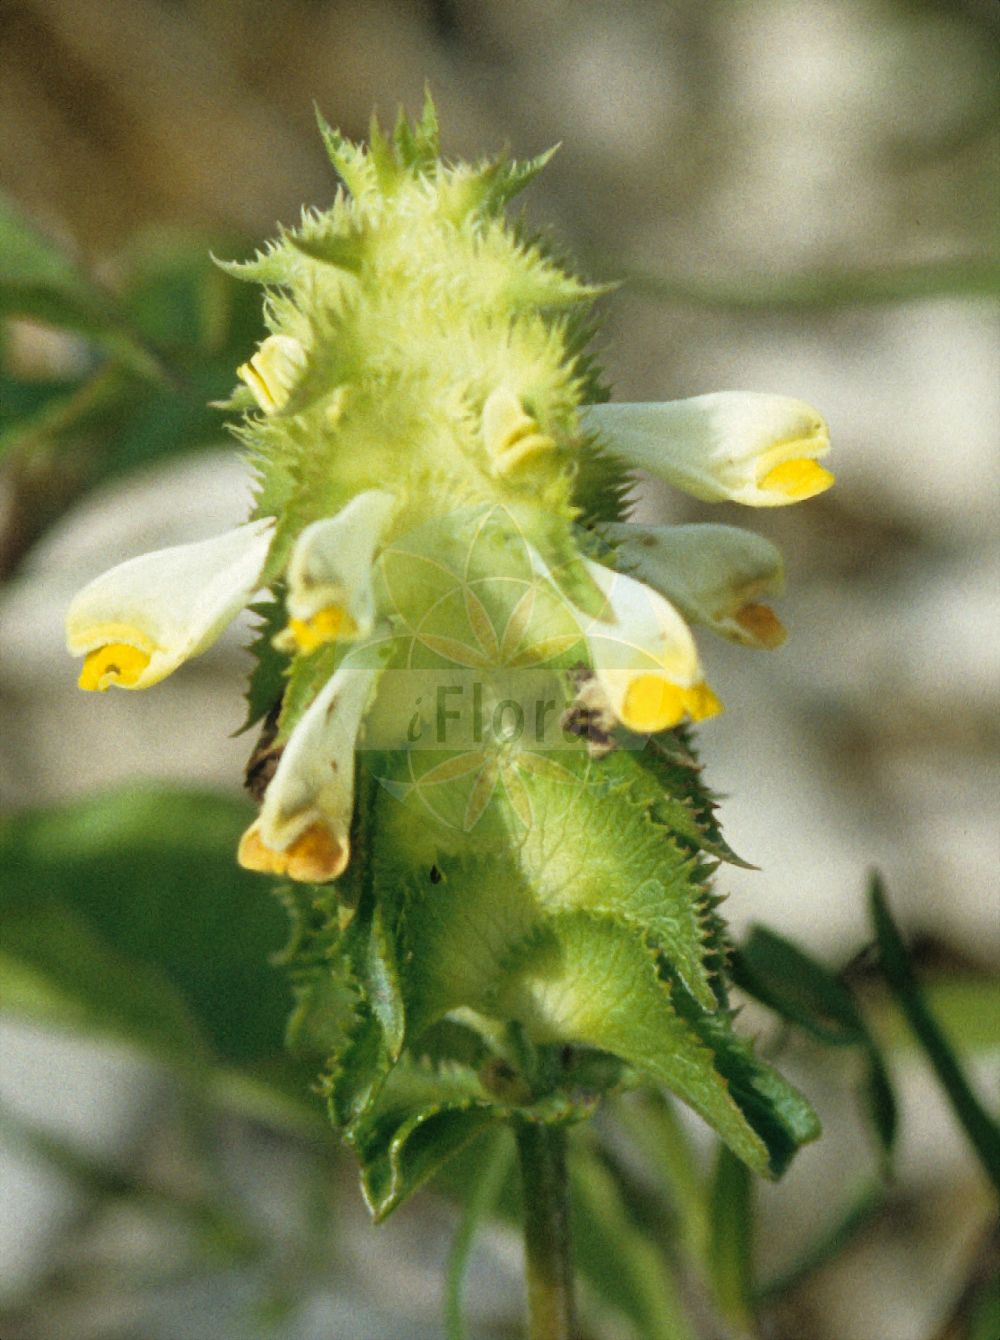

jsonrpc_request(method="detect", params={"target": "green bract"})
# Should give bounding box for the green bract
[67,98,826,1213]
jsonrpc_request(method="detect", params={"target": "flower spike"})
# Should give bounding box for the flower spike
[238,660,381,882]
[67,520,274,690]
[600,521,787,649]
[582,391,833,506]
[576,560,722,733]
[68,108,827,1191]
[274,490,396,654]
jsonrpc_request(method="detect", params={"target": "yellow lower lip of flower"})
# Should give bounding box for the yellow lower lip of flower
[759,457,834,501]
[684,681,723,722]
[621,675,723,733]
[78,643,153,691]
[280,606,358,654]
[733,602,787,649]
[237,820,349,883]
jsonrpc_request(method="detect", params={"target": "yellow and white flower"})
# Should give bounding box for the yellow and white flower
[576,560,721,734]
[599,522,787,649]
[66,519,274,691]
[237,334,307,414]
[274,489,397,654]
[581,391,833,506]
[237,659,381,883]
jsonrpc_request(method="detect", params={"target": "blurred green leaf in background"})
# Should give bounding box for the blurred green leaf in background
[0,787,296,1081]
[0,195,264,580]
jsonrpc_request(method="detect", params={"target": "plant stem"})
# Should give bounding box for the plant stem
[516,1121,575,1340]
[870,875,1000,1196]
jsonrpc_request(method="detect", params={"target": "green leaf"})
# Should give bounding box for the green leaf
[0,898,204,1068]
[213,245,295,287]
[637,727,753,869]
[610,255,1000,310]
[876,977,1000,1057]
[392,90,441,174]
[0,194,160,376]
[1,241,268,575]
[277,639,340,741]
[520,754,721,1010]
[348,1052,588,1221]
[286,949,359,1062]
[0,196,99,310]
[0,788,291,1066]
[571,1141,697,1340]
[240,596,290,735]
[324,870,406,1130]
[731,923,896,1157]
[347,1057,498,1219]
[0,371,79,454]
[289,227,365,272]
[477,147,561,214]
[569,435,632,528]
[395,753,721,1028]
[497,912,774,1175]
[666,982,821,1177]
[356,1098,500,1223]
[120,240,262,355]
[315,109,377,199]
[396,765,809,1175]
[755,1179,886,1303]
[324,1001,394,1130]
[444,1127,515,1340]
[615,1090,711,1264]
[366,112,402,194]
[707,1145,754,1328]
[366,898,406,1058]
[870,875,1000,1195]
[863,1049,898,1159]
[731,924,867,1046]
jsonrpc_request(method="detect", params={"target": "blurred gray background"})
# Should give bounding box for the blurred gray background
[1,1,998,1337]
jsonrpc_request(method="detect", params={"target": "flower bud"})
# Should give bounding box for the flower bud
[237,335,307,414]
[482,388,556,478]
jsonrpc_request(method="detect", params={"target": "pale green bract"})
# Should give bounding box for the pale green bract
[66,98,828,1211]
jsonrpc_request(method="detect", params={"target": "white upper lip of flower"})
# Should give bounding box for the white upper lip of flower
[555,557,722,734]
[65,519,274,690]
[238,654,383,882]
[579,557,699,680]
[581,391,833,506]
[260,659,377,847]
